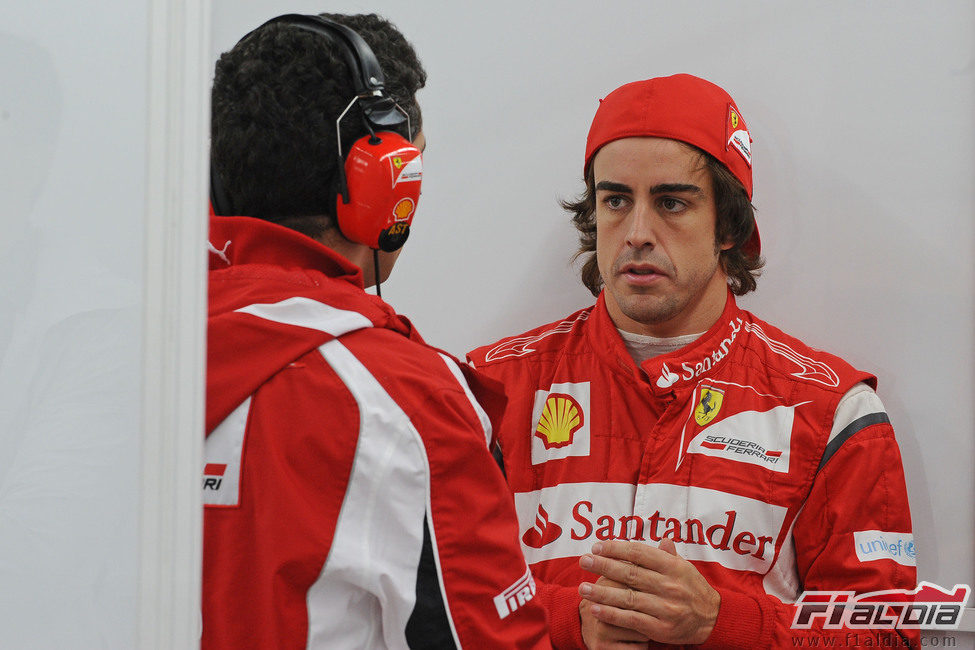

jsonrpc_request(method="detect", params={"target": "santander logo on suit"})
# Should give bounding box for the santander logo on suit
[515,483,787,573]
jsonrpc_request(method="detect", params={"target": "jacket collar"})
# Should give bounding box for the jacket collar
[207,215,421,338]
[588,289,747,397]
[208,214,364,286]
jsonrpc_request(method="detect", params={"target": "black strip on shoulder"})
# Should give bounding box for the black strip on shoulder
[405,515,457,649]
[816,412,890,474]
[492,441,506,478]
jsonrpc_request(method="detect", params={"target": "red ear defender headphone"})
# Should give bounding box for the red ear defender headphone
[211,14,422,253]
[334,98,422,252]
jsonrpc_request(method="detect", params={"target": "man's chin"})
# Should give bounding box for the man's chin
[618,299,677,328]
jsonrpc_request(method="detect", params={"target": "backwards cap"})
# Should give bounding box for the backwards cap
[584,73,759,255]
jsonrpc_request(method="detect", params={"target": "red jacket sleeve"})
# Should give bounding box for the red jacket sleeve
[701,420,919,649]
[533,580,586,649]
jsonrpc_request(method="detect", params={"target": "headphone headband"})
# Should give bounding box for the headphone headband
[235,13,411,143]
[251,14,386,98]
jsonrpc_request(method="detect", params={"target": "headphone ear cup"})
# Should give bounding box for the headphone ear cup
[335,133,422,252]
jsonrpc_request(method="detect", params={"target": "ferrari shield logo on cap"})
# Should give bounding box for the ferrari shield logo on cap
[726,104,752,167]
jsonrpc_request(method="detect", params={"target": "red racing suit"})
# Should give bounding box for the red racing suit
[203,215,550,649]
[468,291,918,649]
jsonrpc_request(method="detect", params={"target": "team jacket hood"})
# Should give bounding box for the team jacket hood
[205,216,420,434]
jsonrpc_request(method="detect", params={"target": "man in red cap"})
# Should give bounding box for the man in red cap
[468,74,917,648]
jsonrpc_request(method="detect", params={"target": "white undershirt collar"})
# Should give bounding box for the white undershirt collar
[618,329,704,366]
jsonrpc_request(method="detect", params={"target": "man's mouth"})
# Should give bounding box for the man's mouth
[618,262,668,285]
[621,263,664,276]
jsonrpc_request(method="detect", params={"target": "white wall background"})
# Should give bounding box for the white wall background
[0,5,147,648]
[0,1,968,648]
[0,2,208,649]
[215,0,975,643]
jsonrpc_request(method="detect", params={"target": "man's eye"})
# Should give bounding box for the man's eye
[606,196,626,209]
[661,197,684,212]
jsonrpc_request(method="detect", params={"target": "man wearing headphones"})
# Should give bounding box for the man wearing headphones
[468,75,917,649]
[204,14,549,649]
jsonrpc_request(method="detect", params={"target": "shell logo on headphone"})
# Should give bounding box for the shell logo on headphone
[393,198,416,222]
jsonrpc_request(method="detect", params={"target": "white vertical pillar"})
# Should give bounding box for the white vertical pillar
[139,0,211,647]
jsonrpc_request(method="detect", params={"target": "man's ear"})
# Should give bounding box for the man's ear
[714,231,735,254]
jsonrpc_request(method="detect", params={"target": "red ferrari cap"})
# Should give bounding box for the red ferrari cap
[584,74,759,255]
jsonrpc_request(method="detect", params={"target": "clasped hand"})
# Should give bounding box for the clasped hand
[577,538,720,648]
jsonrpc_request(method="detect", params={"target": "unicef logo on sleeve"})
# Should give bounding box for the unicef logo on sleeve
[853,531,916,567]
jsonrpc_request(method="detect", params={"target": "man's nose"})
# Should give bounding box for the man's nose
[625,202,658,248]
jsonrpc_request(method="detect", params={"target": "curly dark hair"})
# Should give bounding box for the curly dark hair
[564,146,764,296]
[210,13,427,239]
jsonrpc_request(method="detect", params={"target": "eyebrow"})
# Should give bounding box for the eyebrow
[650,183,704,196]
[595,181,631,193]
[594,181,704,196]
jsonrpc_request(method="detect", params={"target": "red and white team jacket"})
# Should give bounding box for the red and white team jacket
[203,215,550,649]
[468,291,918,649]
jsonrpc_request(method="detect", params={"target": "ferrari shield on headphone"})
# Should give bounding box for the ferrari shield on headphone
[210,14,422,252]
